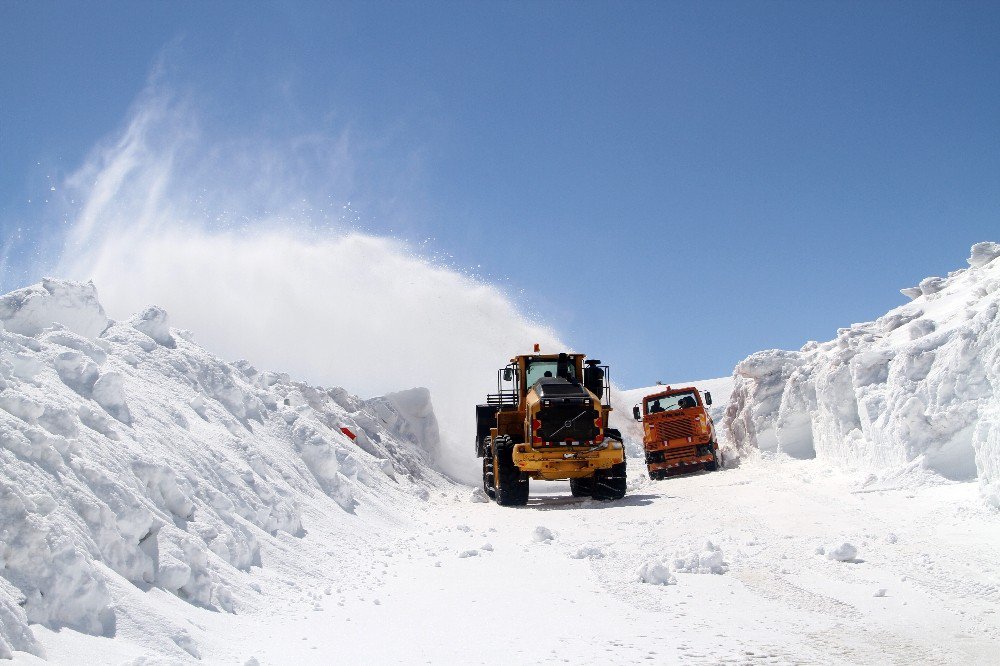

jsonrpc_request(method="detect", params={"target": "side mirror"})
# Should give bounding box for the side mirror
[503,368,512,382]
[704,392,712,406]
[632,405,641,421]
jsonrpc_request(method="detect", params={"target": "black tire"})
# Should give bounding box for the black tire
[493,436,529,506]
[570,476,594,497]
[482,445,496,499]
[704,444,721,472]
[592,462,627,501]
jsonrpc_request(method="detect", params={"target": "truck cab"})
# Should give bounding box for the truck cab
[633,386,721,479]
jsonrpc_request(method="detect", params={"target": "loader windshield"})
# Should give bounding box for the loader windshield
[525,359,577,387]
[646,391,699,414]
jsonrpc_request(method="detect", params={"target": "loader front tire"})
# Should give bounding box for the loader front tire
[570,475,594,497]
[493,436,528,506]
[482,446,496,499]
[592,462,627,501]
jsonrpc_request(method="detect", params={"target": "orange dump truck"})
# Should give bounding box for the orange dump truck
[632,386,721,479]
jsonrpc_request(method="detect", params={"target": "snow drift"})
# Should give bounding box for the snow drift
[0,279,451,659]
[723,242,1000,506]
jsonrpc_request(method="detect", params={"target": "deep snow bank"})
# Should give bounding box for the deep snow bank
[723,242,1000,506]
[0,279,451,659]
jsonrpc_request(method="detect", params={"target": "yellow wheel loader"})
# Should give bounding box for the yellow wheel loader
[475,348,625,506]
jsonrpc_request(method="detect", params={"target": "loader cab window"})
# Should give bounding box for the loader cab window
[525,358,577,387]
[645,391,699,414]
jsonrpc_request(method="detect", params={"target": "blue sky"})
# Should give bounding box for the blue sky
[2,1,998,388]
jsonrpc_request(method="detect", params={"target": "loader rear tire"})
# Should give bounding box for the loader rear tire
[493,436,528,506]
[592,462,627,501]
[570,476,594,497]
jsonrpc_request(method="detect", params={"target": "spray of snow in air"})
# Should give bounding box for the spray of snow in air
[54,84,563,483]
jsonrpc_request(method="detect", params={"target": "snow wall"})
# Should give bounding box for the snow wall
[723,242,1000,507]
[0,279,453,658]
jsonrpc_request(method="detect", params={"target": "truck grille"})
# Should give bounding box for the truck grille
[646,446,698,465]
[653,418,693,442]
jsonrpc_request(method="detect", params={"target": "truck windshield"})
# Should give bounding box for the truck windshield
[646,391,699,414]
[525,359,577,387]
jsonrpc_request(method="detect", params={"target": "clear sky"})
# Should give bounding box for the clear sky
[1,1,998,388]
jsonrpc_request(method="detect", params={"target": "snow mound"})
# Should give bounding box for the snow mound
[532,526,556,543]
[825,542,859,562]
[723,242,1000,506]
[673,541,727,574]
[0,279,109,339]
[637,559,677,586]
[969,241,1000,269]
[569,545,605,560]
[0,279,451,657]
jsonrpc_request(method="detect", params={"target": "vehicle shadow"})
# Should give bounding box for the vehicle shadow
[523,492,662,510]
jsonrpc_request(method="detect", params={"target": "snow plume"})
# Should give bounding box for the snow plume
[724,242,1000,506]
[52,84,561,483]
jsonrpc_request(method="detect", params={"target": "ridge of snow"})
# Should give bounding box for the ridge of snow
[0,279,109,340]
[0,279,451,659]
[723,242,1000,506]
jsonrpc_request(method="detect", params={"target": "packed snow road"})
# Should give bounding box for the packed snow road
[24,458,999,665]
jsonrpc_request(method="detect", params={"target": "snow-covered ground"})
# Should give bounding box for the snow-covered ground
[4,241,1000,664]
[19,460,1000,664]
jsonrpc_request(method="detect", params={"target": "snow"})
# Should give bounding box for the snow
[825,542,859,562]
[0,280,108,340]
[724,243,1000,506]
[0,279,451,661]
[672,541,727,574]
[531,526,556,543]
[2,245,1000,663]
[637,559,676,586]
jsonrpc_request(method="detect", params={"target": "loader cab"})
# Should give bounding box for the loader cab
[524,354,579,389]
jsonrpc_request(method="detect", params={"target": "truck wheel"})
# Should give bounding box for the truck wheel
[482,447,496,499]
[493,436,528,506]
[592,462,627,501]
[704,444,721,472]
[569,476,594,497]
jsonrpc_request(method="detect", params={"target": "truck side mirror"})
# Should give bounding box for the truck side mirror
[503,368,512,382]
[705,392,712,406]
[633,405,642,421]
